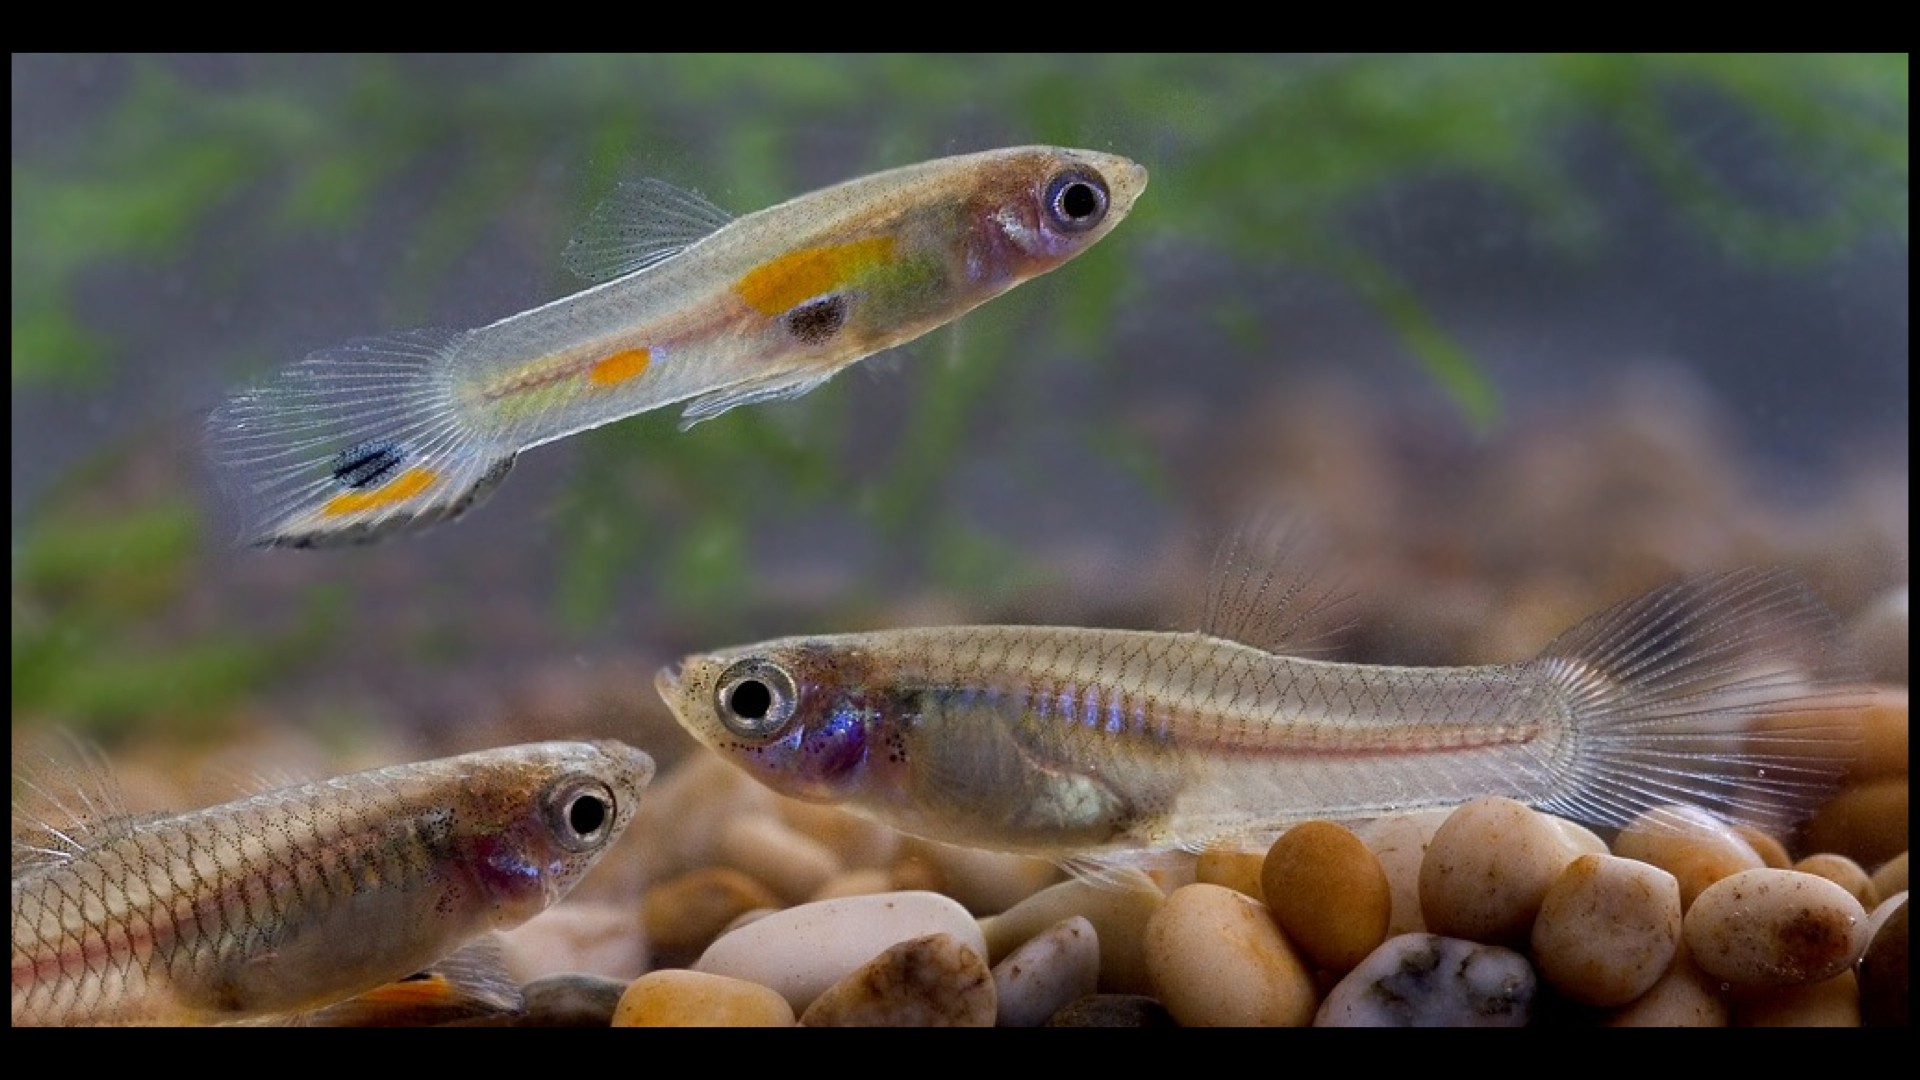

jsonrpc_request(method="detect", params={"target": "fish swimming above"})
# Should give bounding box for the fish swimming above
[11,739,654,1026]
[205,145,1148,548]
[657,564,1861,868]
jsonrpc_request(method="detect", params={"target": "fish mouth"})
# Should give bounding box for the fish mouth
[653,664,683,701]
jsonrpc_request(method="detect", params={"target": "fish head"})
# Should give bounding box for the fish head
[956,145,1148,288]
[657,639,902,806]
[455,740,655,927]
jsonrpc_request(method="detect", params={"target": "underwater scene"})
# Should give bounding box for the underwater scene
[12,54,1908,1026]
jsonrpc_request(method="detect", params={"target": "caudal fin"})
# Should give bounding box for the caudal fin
[205,330,516,549]
[1533,568,1863,834]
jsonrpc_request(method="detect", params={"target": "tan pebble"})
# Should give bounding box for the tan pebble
[1353,807,1453,935]
[1262,820,1390,973]
[1419,796,1577,946]
[1732,970,1861,1027]
[777,798,901,869]
[1530,853,1681,1007]
[642,866,783,959]
[1613,804,1764,909]
[1843,685,1908,782]
[897,835,1064,915]
[980,872,1164,996]
[1793,852,1880,910]
[1544,815,1610,858]
[1869,851,1907,899]
[1195,848,1266,899]
[716,814,843,903]
[694,890,987,1013]
[1730,824,1793,869]
[799,932,996,1027]
[1605,942,1728,1027]
[991,916,1101,1028]
[1144,883,1317,1026]
[496,900,646,983]
[809,867,896,902]
[1800,778,1909,870]
[613,969,795,1027]
[1683,868,1870,987]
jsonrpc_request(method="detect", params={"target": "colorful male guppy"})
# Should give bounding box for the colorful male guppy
[204,145,1148,548]
[12,739,653,1026]
[658,568,1859,868]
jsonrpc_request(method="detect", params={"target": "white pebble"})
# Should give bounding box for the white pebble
[1683,868,1871,987]
[991,916,1101,1028]
[694,890,988,1013]
[1316,933,1534,1027]
[980,870,1165,996]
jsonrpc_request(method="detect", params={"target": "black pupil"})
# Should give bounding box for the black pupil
[1058,182,1100,220]
[569,794,607,836]
[729,678,773,719]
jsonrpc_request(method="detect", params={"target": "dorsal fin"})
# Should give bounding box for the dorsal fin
[11,729,136,875]
[1198,514,1354,656]
[561,178,735,283]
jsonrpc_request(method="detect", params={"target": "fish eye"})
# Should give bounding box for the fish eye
[546,778,617,851]
[714,657,799,742]
[1043,168,1111,234]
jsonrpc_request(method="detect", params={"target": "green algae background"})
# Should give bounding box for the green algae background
[11,53,1909,748]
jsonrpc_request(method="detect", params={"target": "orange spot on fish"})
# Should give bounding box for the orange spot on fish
[588,347,651,386]
[322,467,438,517]
[734,237,895,315]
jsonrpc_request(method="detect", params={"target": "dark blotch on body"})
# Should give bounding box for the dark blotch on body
[784,295,848,345]
[330,440,407,490]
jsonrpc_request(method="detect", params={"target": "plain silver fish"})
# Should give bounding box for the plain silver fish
[11,739,653,1026]
[657,567,1859,866]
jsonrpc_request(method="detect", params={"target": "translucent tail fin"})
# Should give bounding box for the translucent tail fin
[204,330,517,548]
[1532,568,1864,834]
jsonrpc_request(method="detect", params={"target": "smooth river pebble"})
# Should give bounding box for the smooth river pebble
[1315,933,1535,1027]
[1143,883,1317,1027]
[1530,853,1682,1008]
[1419,796,1577,946]
[694,890,988,1013]
[1261,819,1391,973]
[1612,804,1764,910]
[799,932,996,1027]
[980,871,1164,996]
[1683,868,1870,987]
[991,916,1101,1028]
[613,969,796,1027]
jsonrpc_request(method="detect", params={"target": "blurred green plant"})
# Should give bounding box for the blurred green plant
[11,454,341,742]
[12,53,1908,632]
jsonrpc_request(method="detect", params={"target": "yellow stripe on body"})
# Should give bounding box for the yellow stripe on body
[322,467,438,517]
[734,238,896,315]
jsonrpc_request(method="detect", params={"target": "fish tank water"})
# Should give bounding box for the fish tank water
[11,54,1908,1026]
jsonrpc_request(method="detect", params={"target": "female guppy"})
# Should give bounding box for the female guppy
[657,569,1858,866]
[11,739,653,1026]
[205,146,1148,548]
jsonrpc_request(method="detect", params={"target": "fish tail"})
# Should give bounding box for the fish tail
[1530,568,1863,834]
[204,330,517,548]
